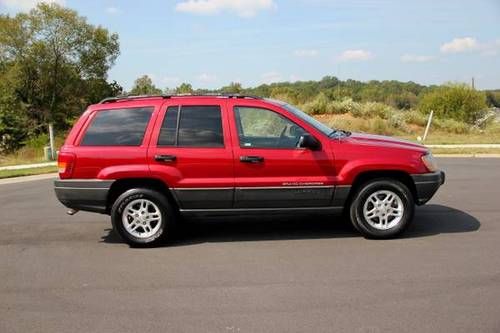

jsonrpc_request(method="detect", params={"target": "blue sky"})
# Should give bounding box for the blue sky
[1,0,500,90]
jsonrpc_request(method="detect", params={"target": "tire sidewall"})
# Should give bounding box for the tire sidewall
[111,189,172,246]
[350,179,414,239]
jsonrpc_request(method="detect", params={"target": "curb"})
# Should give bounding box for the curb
[0,161,56,171]
[434,154,500,158]
[0,173,58,185]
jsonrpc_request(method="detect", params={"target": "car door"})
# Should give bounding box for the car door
[228,99,336,208]
[148,99,234,210]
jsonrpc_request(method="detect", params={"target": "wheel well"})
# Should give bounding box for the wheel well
[348,170,417,204]
[106,178,177,213]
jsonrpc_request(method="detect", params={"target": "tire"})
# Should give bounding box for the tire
[111,188,176,247]
[349,178,414,239]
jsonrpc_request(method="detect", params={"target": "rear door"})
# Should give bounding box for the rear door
[148,99,234,210]
[227,99,336,208]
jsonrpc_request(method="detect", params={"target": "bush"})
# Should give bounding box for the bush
[362,102,391,119]
[433,118,469,134]
[388,113,407,131]
[370,117,391,135]
[404,110,427,126]
[418,83,488,124]
[23,134,49,150]
[302,93,329,114]
[326,98,359,115]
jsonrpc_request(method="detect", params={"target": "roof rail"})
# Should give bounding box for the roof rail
[99,93,262,104]
[99,94,171,104]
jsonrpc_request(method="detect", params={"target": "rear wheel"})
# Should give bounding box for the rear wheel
[111,188,176,247]
[349,179,414,239]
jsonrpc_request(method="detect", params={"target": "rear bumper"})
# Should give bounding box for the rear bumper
[54,179,114,213]
[411,171,445,205]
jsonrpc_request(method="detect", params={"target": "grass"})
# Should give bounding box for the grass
[0,166,58,179]
[0,134,65,167]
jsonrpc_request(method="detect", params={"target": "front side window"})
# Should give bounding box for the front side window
[81,107,153,146]
[158,105,224,147]
[234,106,306,148]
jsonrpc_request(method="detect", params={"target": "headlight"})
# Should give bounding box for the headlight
[421,152,438,172]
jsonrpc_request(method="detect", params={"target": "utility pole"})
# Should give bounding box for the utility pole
[422,110,434,143]
[471,77,475,90]
[49,123,55,160]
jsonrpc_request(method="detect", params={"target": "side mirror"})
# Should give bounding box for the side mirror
[298,134,321,151]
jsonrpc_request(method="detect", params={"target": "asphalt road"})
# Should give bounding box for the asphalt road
[1,158,499,333]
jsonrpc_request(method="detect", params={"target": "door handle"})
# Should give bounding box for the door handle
[240,156,264,163]
[155,154,177,162]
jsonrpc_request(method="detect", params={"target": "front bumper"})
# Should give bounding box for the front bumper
[411,171,445,205]
[54,179,114,213]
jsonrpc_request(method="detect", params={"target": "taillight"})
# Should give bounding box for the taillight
[58,152,76,179]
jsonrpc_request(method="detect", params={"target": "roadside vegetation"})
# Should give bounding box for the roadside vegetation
[1,3,500,171]
[0,166,57,179]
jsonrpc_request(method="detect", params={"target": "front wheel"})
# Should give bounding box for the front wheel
[111,188,176,247]
[349,179,414,239]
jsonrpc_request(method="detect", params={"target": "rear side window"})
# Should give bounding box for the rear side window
[81,107,153,146]
[158,105,223,147]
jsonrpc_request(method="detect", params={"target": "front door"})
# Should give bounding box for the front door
[228,100,336,208]
[148,100,234,209]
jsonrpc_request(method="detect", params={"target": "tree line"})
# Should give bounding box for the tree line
[0,3,496,153]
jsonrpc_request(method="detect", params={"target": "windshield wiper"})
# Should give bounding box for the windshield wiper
[328,129,351,138]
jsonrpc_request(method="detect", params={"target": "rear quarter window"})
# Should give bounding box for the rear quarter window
[81,107,154,146]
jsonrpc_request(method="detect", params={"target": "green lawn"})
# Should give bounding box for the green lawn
[0,166,58,179]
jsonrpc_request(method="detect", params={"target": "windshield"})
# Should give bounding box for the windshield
[266,99,334,136]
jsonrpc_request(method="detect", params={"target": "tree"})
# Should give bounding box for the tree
[0,65,30,152]
[221,82,242,94]
[418,83,488,124]
[0,2,120,146]
[176,83,193,94]
[129,75,162,95]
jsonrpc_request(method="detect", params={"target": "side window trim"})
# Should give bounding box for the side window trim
[233,105,306,150]
[174,105,181,146]
[157,104,225,148]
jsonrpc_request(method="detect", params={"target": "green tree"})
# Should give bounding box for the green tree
[176,83,193,94]
[0,65,30,152]
[418,83,488,124]
[221,82,243,94]
[0,2,119,143]
[129,75,162,95]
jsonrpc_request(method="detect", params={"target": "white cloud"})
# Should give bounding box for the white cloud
[0,0,65,11]
[440,37,478,53]
[337,49,373,62]
[293,49,319,57]
[400,54,435,63]
[261,71,282,84]
[175,0,276,17]
[289,74,301,82]
[197,73,217,83]
[106,6,120,15]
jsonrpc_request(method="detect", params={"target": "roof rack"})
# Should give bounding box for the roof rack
[99,93,262,104]
[99,94,170,104]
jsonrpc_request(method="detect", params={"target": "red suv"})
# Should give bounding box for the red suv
[55,94,444,246]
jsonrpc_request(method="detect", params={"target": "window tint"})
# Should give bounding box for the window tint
[234,107,306,148]
[158,106,179,146]
[158,105,224,147]
[81,107,153,146]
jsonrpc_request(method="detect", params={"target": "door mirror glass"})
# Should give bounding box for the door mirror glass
[298,134,321,150]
